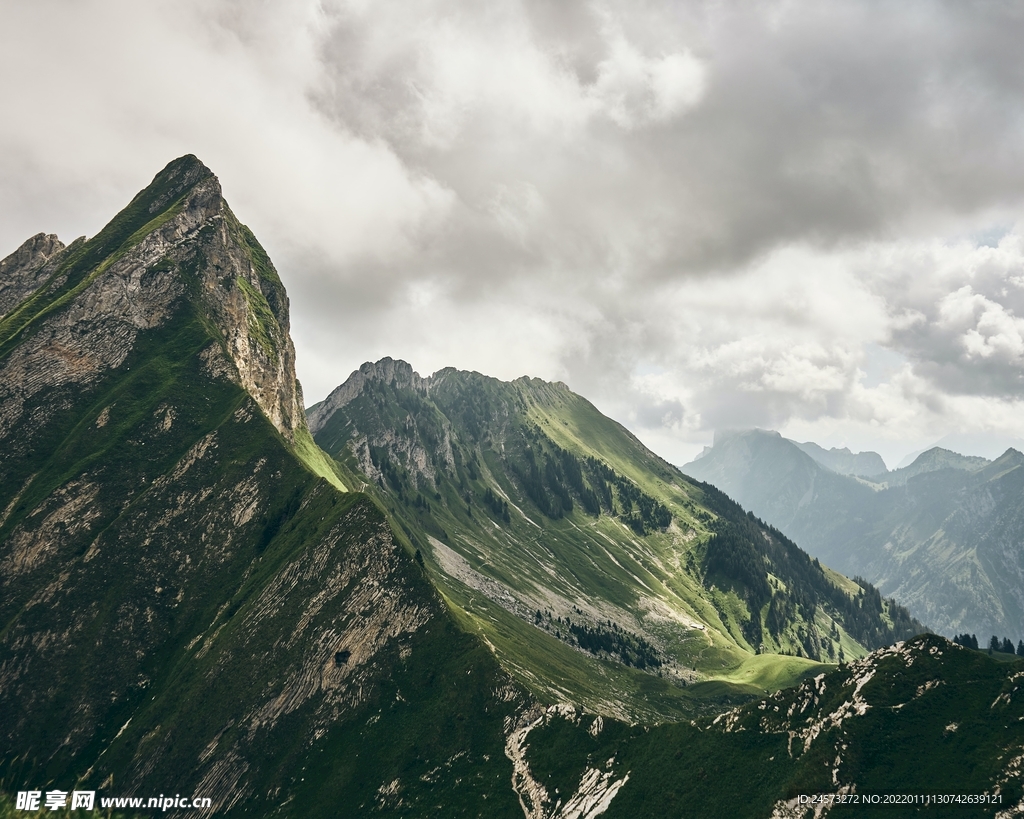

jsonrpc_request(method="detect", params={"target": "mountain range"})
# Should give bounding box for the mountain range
[684,429,1024,640]
[1,156,1022,817]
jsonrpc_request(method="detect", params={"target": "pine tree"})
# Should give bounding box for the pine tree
[1017,640,1024,657]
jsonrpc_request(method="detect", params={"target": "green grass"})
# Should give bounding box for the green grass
[310,364,903,724]
[437,579,700,721]
[234,275,281,361]
[712,652,827,694]
[292,424,348,492]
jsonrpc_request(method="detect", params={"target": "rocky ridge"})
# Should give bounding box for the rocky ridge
[0,155,303,445]
[0,232,69,317]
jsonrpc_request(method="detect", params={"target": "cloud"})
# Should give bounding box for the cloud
[0,0,449,269]
[587,35,706,128]
[6,0,1024,463]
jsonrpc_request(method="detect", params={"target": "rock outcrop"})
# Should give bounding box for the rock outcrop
[0,155,304,444]
[0,232,68,318]
[307,357,428,434]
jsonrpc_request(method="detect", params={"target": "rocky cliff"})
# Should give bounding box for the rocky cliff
[0,232,69,317]
[0,155,303,445]
[0,158,527,816]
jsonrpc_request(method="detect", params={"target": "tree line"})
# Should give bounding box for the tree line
[510,427,672,534]
[535,610,662,670]
[953,633,1024,655]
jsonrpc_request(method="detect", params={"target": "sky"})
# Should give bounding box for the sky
[4,0,1024,468]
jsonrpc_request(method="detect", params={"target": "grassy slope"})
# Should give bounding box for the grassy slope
[312,366,921,719]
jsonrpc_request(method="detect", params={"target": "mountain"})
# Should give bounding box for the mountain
[880,446,990,488]
[0,232,68,316]
[515,634,1024,818]
[899,431,1024,465]
[0,156,533,816]
[6,154,1006,818]
[792,440,887,478]
[682,430,879,543]
[683,429,1024,640]
[307,361,922,720]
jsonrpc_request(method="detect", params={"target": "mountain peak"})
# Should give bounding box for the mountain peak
[0,156,306,442]
[792,439,888,478]
[152,153,215,190]
[308,357,427,433]
[0,232,67,318]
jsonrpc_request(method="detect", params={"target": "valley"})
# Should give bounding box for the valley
[684,429,1024,640]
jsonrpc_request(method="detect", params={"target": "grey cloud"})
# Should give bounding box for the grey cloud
[309,0,1024,286]
[7,0,1024,449]
[632,396,686,430]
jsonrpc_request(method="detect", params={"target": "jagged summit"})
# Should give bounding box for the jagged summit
[308,357,427,433]
[0,154,305,442]
[309,357,593,438]
[0,232,67,318]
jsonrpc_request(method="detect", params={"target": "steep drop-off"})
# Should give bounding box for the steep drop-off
[0,157,529,817]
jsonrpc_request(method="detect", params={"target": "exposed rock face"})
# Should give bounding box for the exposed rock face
[307,357,428,434]
[0,157,526,815]
[0,155,304,445]
[0,232,67,317]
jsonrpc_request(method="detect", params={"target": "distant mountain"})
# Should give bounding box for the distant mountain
[308,362,922,719]
[792,439,887,477]
[683,430,881,549]
[880,446,989,487]
[684,429,1024,639]
[900,431,1024,465]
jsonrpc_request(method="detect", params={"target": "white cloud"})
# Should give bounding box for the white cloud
[588,35,705,128]
[0,0,450,270]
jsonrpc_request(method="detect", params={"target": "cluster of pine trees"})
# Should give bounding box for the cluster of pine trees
[535,610,662,669]
[697,480,923,658]
[954,633,1024,655]
[510,428,671,533]
[481,486,511,523]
